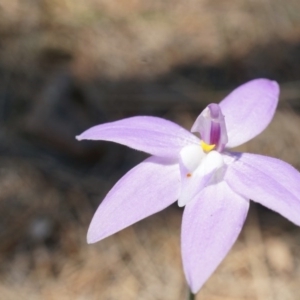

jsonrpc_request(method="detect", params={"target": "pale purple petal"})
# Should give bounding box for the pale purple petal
[87,156,180,243]
[77,116,199,158]
[219,79,279,148]
[225,152,300,226]
[181,181,249,293]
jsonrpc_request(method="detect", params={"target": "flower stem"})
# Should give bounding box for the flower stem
[188,289,195,300]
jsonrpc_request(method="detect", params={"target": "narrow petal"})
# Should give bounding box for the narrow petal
[181,181,249,293]
[178,150,224,207]
[225,152,300,226]
[77,116,199,158]
[87,156,180,243]
[219,79,279,148]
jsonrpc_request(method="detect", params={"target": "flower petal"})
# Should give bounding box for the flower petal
[178,150,224,207]
[219,79,279,148]
[181,181,249,293]
[225,152,300,226]
[87,156,180,243]
[77,116,199,158]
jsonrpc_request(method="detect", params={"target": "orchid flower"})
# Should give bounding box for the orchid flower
[76,79,300,294]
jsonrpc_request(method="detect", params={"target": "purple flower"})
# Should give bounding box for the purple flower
[76,79,300,293]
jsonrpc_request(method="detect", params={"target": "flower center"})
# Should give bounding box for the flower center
[191,103,228,152]
[178,145,225,207]
[200,141,215,153]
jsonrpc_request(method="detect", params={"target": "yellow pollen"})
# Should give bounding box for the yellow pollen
[201,141,215,152]
[186,173,192,178]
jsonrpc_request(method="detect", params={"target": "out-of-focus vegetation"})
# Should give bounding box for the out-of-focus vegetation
[0,0,300,299]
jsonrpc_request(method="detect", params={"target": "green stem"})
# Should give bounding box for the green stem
[188,289,195,300]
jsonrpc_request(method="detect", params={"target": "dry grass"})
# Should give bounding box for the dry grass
[1,0,300,79]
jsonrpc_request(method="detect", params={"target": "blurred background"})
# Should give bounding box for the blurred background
[1,0,300,299]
